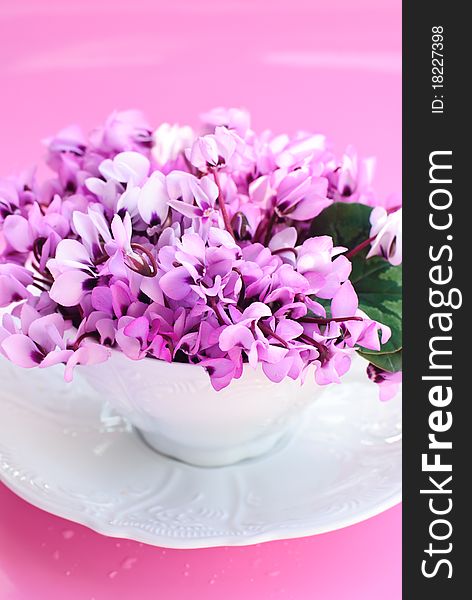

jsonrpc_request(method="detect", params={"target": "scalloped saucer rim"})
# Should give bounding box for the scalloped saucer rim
[0,359,401,548]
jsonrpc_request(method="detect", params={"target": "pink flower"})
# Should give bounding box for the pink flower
[1,312,68,368]
[167,175,219,236]
[249,168,331,224]
[0,108,400,393]
[274,132,326,170]
[0,308,109,380]
[367,364,402,401]
[90,151,150,187]
[116,315,171,362]
[200,357,243,391]
[367,207,402,266]
[296,236,351,298]
[330,281,391,351]
[89,110,153,154]
[326,145,375,204]
[151,123,194,166]
[186,127,252,173]
[136,171,170,232]
[200,107,251,138]
[0,264,33,307]
[158,229,239,302]
[274,168,331,221]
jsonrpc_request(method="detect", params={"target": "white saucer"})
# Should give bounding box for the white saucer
[0,359,401,548]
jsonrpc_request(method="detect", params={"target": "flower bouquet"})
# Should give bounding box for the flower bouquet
[0,108,402,465]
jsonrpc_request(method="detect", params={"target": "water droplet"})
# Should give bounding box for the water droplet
[62,529,75,540]
[121,557,137,570]
[115,542,121,548]
[267,570,280,577]
[65,570,71,577]
[93,440,113,456]
[183,571,189,577]
[184,563,190,569]
[108,570,118,580]
[52,550,60,561]
[209,578,216,585]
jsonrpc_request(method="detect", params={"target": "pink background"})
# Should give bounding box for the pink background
[0,0,401,598]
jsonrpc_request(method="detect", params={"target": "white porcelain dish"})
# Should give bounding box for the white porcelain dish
[81,350,322,467]
[0,357,401,548]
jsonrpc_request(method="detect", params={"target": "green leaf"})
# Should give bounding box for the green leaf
[309,202,402,373]
[357,348,403,373]
[352,256,402,372]
[309,202,373,249]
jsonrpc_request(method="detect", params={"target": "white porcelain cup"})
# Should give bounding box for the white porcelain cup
[80,350,322,467]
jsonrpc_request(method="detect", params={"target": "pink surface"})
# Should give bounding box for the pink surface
[0,486,401,600]
[0,1,401,598]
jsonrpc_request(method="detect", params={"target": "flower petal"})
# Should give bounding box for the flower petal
[331,281,358,317]
[3,215,32,253]
[123,316,150,346]
[1,334,40,368]
[49,270,92,307]
[159,267,192,301]
[137,171,169,226]
[64,344,110,382]
[40,349,74,368]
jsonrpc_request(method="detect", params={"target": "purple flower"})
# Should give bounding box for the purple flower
[274,132,326,170]
[151,123,194,167]
[1,179,22,224]
[367,363,402,401]
[2,214,34,253]
[47,236,97,307]
[45,124,87,156]
[0,308,109,380]
[0,264,33,307]
[330,280,391,351]
[85,152,150,210]
[200,357,243,391]
[326,145,375,204]
[115,315,171,362]
[158,228,239,302]
[0,108,400,396]
[367,207,402,266]
[186,127,252,173]
[200,107,251,138]
[274,168,331,221]
[167,175,219,236]
[136,171,170,233]
[89,110,153,154]
[296,236,351,298]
